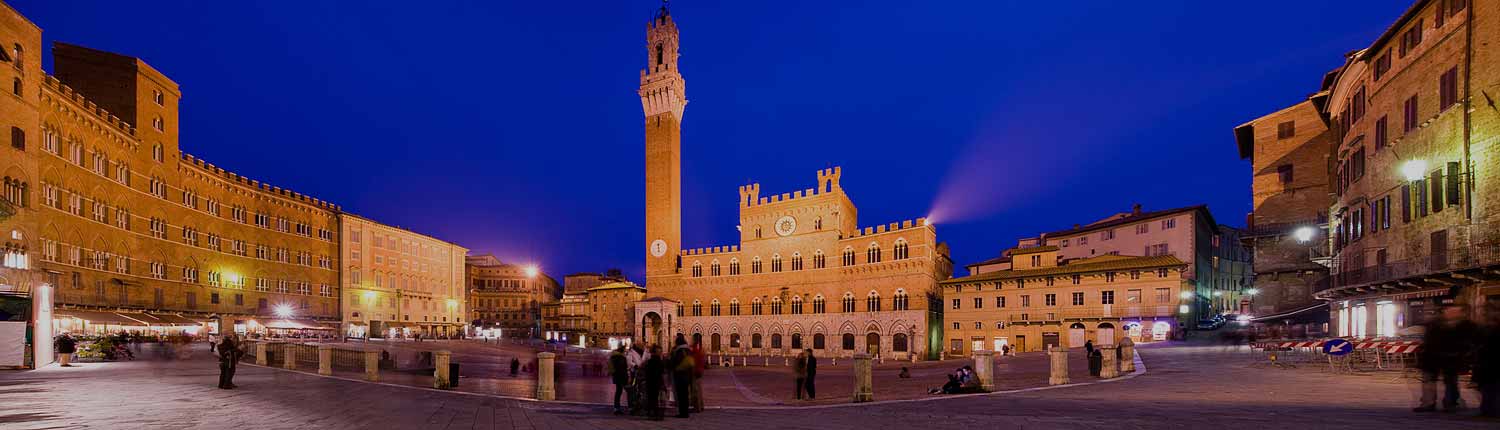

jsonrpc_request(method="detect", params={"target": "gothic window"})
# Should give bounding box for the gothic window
[729,258,740,275]
[691,261,702,277]
[866,290,881,312]
[866,243,882,264]
[710,299,721,316]
[751,256,762,274]
[842,292,856,312]
[791,252,803,270]
[710,259,721,276]
[790,296,803,314]
[842,247,855,266]
[812,295,826,314]
[815,217,822,230]
[729,298,740,316]
[770,296,783,315]
[893,289,909,311]
[751,297,763,315]
[655,43,664,68]
[893,239,909,260]
[813,250,825,269]
[771,254,782,272]
[692,300,701,316]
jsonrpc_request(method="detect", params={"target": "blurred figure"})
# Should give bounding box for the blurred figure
[689,339,705,412]
[804,348,817,400]
[669,334,693,418]
[643,345,665,421]
[54,332,77,367]
[510,357,520,376]
[1414,305,1478,413]
[793,349,807,400]
[1476,303,1500,418]
[609,345,629,415]
[217,333,241,389]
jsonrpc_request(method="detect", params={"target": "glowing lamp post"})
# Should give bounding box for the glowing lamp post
[1293,226,1315,244]
[1401,160,1428,182]
[274,304,294,319]
[524,265,539,278]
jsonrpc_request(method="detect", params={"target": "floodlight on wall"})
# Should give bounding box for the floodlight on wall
[1293,226,1315,243]
[1401,159,1428,182]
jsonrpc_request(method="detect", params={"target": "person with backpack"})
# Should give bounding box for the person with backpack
[668,334,694,418]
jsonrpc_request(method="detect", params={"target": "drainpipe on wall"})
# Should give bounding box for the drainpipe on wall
[1462,0,1474,221]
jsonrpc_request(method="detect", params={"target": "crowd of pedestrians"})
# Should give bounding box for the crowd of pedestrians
[1414,303,1500,418]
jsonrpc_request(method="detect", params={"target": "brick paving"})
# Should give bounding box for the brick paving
[1,342,1496,429]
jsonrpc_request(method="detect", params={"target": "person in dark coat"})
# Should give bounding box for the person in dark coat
[1415,305,1479,412]
[1083,339,1095,356]
[669,334,693,418]
[510,357,520,376]
[793,349,808,400]
[642,345,666,421]
[217,333,241,389]
[609,345,630,414]
[54,333,77,367]
[1475,303,1500,418]
[803,348,817,400]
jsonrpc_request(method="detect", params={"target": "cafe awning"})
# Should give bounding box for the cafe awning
[146,313,204,325]
[54,310,148,325]
[261,319,336,330]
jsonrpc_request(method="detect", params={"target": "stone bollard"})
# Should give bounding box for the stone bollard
[1099,346,1118,379]
[256,342,269,366]
[972,349,994,391]
[784,356,789,366]
[1119,338,1136,373]
[434,350,452,389]
[764,356,769,367]
[1048,347,1069,385]
[740,356,746,367]
[852,353,873,402]
[364,350,380,382]
[536,352,556,400]
[283,344,296,369]
[318,345,333,376]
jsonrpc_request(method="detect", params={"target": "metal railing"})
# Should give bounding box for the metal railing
[1331,243,1500,288]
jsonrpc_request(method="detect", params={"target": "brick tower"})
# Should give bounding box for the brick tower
[641,3,686,278]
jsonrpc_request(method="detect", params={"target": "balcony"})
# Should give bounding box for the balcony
[1320,240,1500,299]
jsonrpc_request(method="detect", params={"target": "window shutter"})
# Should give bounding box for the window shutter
[1401,183,1412,223]
[1445,162,1461,205]
[1430,170,1444,213]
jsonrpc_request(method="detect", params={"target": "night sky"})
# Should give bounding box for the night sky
[12,1,1412,281]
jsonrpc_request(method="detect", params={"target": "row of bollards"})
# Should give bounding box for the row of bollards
[1047,338,1136,386]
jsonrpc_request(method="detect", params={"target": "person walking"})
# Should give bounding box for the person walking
[609,345,630,415]
[54,332,77,367]
[1083,339,1095,356]
[1414,305,1479,413]
[217,333,241,389]
[792,349,808,400]
[642,345,666,421]
[804,348,817,400]
[689,339,706,412]
[510,357,520,377]
[1475,303,1500,418]
[669,335,694,418]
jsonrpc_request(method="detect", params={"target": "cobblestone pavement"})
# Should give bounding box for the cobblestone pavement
[1,342,1496,429]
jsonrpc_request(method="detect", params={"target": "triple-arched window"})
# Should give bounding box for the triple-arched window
[866,290,882,312]
[842,292,856,313]
[866,243,882,263]
[893,239,909,260]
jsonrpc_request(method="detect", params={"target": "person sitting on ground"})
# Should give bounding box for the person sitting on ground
[930,373,961,394]
[898,366,911,379]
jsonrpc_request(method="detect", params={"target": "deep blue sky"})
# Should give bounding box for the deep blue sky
[13,1,1410,281]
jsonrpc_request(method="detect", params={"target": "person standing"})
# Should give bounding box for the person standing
[1475,303,1500,418]
[642,345,666,421]
[804,348,817,400]
[689,339,706,412]
[1414,305,1478,412]
[792,349,808,400]
[54,332,77,367]
[669,335,693,418]
[1083,339,1095,356]
[510,357,520,377]
[217,333,241,389]
[609,345,630,415]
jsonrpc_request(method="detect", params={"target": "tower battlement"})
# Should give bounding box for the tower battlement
[739,166,845,208]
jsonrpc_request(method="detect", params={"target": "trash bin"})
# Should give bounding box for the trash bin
[449,362,460,388]
[1088,351,1102,376]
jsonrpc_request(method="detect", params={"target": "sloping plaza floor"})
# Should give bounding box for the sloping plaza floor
[1,340,1495,429]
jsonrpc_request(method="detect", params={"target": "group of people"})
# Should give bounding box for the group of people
[607,334,706,420]
[1414,304,1500,417]
[929,365,982,394]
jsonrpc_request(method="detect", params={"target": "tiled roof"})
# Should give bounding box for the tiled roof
[966,255,1011,268]
[1039,205,1210,238]
[941,254,1185,285]
[1007,245,1059,256]
[586,281,644,292]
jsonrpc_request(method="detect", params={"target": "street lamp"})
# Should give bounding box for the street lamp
[524,265,539,278]
[1246,288,1260,296]
[1402,159,1428,182]
[273,304,294,319]
[1293,226,1315,243]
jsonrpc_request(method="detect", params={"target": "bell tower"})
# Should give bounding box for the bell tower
[642,3,686,278]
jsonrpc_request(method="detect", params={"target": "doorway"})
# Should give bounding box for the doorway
[866,332,881,356]
[1068,323,1086,348]
[1097,323,1115,346]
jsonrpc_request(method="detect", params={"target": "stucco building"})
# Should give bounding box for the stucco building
[465,254,558,338]
[1313,0,1500,335]
[586,281,646,349]
[340,215,467,338]
[631,6,953,360]
[943,246,1188,356]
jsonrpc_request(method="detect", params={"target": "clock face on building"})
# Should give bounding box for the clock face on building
[775,216,796,237]
[650,239,668,258]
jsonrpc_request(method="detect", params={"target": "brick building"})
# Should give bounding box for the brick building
[465,254,557,339]
[1313,0,1500,334]
[632,5,953,360]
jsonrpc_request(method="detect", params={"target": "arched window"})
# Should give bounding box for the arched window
[790,252,803,270]
[893,289,910,311]
[692,299,702,316]
[812,294,826,314]
[813,250,825,269]
[815,217,822,230]
[813,333,826,349]
[710,259,721,276]
[710,299,721,316]
[751,297,763,315]
[729,258,740,275]
[771,254,783,272]
[866,290,882,312]
[791,333,803,349]
[842,333,856,350]
[11,77,18,96]
[152,143,164,162]
[893,333,909,352]
[752,333,763,349]
[755,226,762,239]
[842,292,856,313]
[771,333,783,349]
[790,295,803,314]
[655,43,664,67]
[691,261,702,277]
[152,116,164,132]
[751,256,763,274]
[842,247,855,266]
[729,298,740,316]
[770,296,783,315]
[894,239,909,260]
[11,44,21,69]
[866,243,882,263]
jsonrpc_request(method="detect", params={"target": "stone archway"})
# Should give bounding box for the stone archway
[866,332,881,357]
[710,333,722,352]
[1068,322,1087,348]
[640,312,665,347]
[1097,322,1116,346]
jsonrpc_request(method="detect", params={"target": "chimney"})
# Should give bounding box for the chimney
[1132,203,1142,215]
[1073,224,1080,230]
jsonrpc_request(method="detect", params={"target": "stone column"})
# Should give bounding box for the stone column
[255,342,268,366]
[1099,346,1118,379]
[364,350,380,382]
[318,345,333,376]
[972,349,994,391]
[434,350,452,389]
[282,344,296,369]
[1119,338,1136,373]
[852,353,873,402]
[536,352,556,400]
[1048,347,1069,385]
